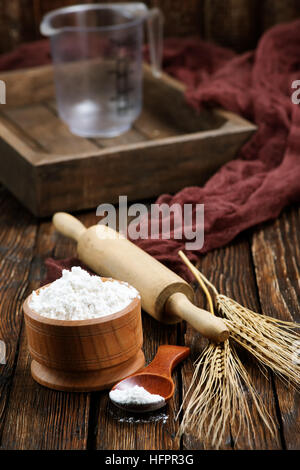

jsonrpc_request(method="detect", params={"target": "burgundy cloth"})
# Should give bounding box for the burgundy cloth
[0,40,51,71]
[135,22,300,278]
[42,258,93,286]
[1,24,300,281]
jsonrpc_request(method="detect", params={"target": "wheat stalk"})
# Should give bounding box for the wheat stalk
[220,299,300,387]
[194,267,300,388]
[178,339,275,448]
[177,251,276,448]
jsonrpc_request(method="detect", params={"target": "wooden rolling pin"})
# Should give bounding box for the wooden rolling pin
[53,212,229,343]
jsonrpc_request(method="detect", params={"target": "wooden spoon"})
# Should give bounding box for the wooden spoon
[109,345,190,413]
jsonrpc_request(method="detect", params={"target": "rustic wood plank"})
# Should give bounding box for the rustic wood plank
[203,0,260,52]
[181,234,282,449]
[0,211,93,450]
[0,193,298,449]
[92,128,147,148]
[147,0,202,38]
[2,0,300,57]
[133,108,181,140]
[94,313,181,450]
[179,306,214,450]
[0,1,22,53]
[32,127,253,217]
[0,187,37,446]
[0,118,40,215]
[142,66,226,134]
[2,104,99,154]
[1,207,182,450]
[0,0,203,52]
[0,110,45,154]
[0,66,54,108]
[0,64,255,217]
[251,206,300,450]
[261,0,300,32]
[81,205,180,450]
[45,98,148,149]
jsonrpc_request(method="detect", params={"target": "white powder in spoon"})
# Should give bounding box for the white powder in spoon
[109,385,165,406]
[29,266,140,320]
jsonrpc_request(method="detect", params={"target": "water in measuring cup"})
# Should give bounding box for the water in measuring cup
[56,57,142,138]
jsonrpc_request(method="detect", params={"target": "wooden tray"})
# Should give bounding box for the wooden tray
[0,64,256,217]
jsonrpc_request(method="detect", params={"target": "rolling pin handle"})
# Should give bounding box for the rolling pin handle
[52,212,86,242]
[165,292,229,343]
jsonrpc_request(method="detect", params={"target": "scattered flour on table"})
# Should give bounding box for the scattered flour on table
[29,266,140,320]
[109,385,165,406]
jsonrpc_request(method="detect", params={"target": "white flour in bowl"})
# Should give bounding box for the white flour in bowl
[109,385,165,406]
[29,266,140,321]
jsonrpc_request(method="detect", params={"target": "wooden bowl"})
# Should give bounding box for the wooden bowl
[23,280,145,392]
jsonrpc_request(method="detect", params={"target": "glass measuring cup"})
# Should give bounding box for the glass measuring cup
[40,3,163,137]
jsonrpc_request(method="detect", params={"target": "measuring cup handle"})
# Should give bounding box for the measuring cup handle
[147,8,164,78]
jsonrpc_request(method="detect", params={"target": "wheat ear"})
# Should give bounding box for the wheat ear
[195,268,300,388]
[177,251,275,448]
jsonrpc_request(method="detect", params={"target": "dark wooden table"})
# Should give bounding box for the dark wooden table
[0,185,299,450]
